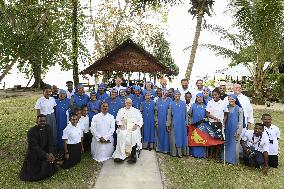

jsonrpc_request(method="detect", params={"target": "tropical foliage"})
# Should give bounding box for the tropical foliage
[202,0,284,104]
[0,0,90,88]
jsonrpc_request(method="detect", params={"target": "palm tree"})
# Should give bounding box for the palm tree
[185,0,214,79]
[201,0,284,104]
[230,0,284,104]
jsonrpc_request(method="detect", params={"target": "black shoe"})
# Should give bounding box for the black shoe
[114,158,124,163]
[127,154,137,164]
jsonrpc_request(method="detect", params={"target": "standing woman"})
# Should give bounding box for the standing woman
[222,94,243,164]
[142,81,156,100]
[61,113,84,169]
[70,84,89,111]
[203,87,212,104]
[55,89,70,150]
[206,87,228,159]
[96,83,109,101]
[87,91,101,123]
[155,90,171,153]
[119,89,127,107]
[167,90,189,157]
[189,93,208,158]
[131,86,144,109]
[140,92,155,150]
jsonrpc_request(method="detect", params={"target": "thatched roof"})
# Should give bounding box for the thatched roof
[80,38,172,76]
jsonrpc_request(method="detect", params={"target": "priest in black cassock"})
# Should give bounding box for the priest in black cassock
[20,114,57,181]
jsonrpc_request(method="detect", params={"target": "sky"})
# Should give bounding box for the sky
[1,0,235,89]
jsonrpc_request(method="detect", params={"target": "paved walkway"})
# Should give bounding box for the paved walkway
[94,151,163,189]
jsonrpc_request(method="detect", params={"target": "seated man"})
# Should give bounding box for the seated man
[90,102,115,162]
[112,98,143,163]
[20,114,57,181]
[240,123,269,175]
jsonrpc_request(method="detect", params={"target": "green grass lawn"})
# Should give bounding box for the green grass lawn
[0,95,101,189]
[158,110,284,189]
[1,95,283,189]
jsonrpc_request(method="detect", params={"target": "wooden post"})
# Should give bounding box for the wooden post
[94,71,98,92]
[128,72,130,86]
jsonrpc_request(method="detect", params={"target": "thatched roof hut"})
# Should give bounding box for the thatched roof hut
[80,38,173,76]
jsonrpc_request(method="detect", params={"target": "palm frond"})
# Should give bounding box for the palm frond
[198,44,237,59]
[204,23,249,48]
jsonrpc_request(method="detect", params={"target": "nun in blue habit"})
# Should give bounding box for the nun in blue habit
[155,89,171,153]
[105,88,122,119]
[118,89,127,107]
[131,85,144,109]
[189,93,208,158]
[87,91,101,123]
[55,89,70,150]
[222,94,244,164]
[167,90,189,157]
[71,84,89,111]
[203,87,212,104]
[140,92,155,150]
[96,83,109,101]
[142,81,156,100]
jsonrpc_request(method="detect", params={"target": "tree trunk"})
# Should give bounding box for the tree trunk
[30,58,43,89]
[72,0,79,86]
[252,49,266,105]
[185,13,203,79]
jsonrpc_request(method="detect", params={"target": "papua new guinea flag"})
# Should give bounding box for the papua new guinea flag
[188,124,224,146]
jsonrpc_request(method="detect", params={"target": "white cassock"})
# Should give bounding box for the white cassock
[112,107,143,160]
[179,87,190,102]
[237,93,254,126]
[90,113,115,162]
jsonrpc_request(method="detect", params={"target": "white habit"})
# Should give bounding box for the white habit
[90,113,115,162]
[112,107,143,160]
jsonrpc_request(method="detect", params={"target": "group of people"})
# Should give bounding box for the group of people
[20,77,280,181]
